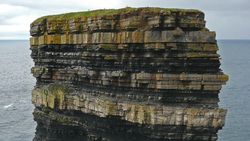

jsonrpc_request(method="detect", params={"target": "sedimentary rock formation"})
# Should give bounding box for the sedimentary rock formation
[30,7,228,141]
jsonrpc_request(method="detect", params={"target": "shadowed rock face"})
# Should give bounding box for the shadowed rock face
[30,7,228,141]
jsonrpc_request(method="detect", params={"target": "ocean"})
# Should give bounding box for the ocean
[0,40,36,141]
[0,40,249,141]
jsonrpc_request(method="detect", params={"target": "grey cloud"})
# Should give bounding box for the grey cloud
[120,0,250,11]
[0,0,111,12]
[0,30,27,39]
[0,4,30,25]
[0,18,12,25]
[2,0,250,12]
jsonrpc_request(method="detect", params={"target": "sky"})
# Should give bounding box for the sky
[0,0,249,40]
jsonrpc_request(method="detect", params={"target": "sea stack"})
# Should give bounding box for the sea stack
[30,7,228,141]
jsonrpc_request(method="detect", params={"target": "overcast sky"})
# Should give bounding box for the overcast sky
[0,0,249,40]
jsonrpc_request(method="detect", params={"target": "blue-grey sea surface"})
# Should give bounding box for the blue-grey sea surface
[218,40,250,141]
[0,40,36,141]
[0,40,249,141]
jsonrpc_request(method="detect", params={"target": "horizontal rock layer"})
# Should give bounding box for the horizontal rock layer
[30,7,205,36]
[30,43,221,73]
[32,85,226,127]
[30,7,228,141]
[33,107,222,141]
[30,30,215,45]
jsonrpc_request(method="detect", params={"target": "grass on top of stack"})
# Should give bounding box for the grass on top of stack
[32,7,202,24]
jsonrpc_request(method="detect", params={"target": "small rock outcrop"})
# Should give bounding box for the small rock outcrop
[30,7,228,141]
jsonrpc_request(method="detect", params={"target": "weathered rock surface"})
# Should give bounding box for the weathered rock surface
[30,7,228,141]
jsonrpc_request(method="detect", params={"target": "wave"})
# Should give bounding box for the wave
[3,104,13,109]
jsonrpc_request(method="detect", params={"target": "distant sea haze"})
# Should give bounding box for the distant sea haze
[0,40,249,141]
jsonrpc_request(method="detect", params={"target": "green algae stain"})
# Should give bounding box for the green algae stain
[41,84,69,110]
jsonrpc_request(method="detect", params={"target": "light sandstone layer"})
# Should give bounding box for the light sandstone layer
[30,7,228,141]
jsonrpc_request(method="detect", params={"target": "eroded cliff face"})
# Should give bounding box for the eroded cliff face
[30,7,228,141]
